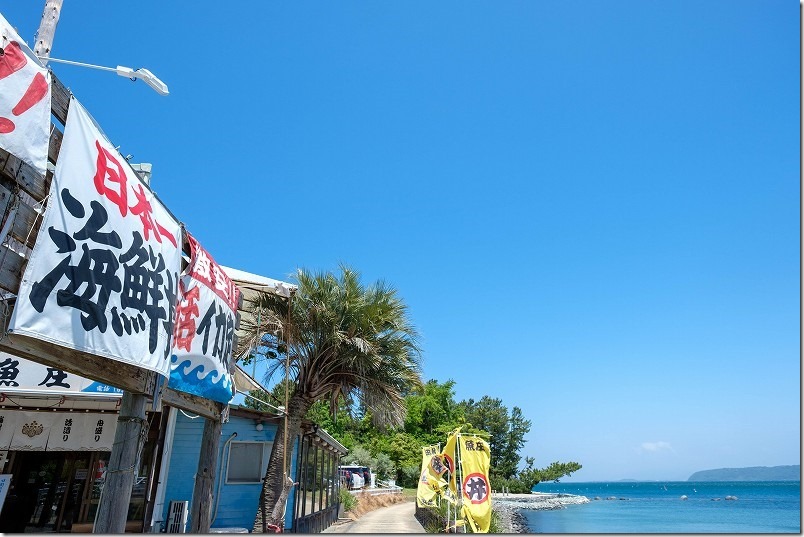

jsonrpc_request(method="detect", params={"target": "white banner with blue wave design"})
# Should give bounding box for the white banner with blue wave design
[169,232,240,403]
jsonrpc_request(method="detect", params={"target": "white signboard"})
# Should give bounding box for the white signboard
[9,97,182,376]
[46,413,87,451]
[0,13,51,176]
[0,411,16,449]
[0,474,11,514]
[9,411,56,450]
[80,414,116,451]
[0,353,123,395]
[0,410,116,451]
[169,233,240,403]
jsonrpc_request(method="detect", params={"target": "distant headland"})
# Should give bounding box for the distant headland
[688,465,800,481]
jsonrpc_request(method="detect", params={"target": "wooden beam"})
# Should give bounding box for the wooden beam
[0,332,222,419]
[0,149,52,201]
[0,332,157,394]
[0,247,26,295]
[0,181,47,249]
[51,75,69,125]
[160,386,222,421]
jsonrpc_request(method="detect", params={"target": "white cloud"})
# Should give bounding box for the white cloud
[638,441,674,454]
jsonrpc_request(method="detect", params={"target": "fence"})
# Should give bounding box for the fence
[350,485,403,497]
[293,504,339,534]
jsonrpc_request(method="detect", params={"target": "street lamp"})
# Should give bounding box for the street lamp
[37,56,169,95]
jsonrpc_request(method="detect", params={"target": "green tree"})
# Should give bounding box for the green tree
[498,406,531,479]
[404,379,461,444]
[242,388,278,413]
[517,457,582,490]
[459,397,532,480]
[242,266,423,532]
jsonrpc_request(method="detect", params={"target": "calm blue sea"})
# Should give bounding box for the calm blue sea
[524,481,801,533]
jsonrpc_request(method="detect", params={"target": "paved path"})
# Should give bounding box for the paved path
[322,500,425,533]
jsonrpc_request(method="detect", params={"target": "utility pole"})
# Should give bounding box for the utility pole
[93,391,150,533]
[190,418,223,532]
[34,0,63,64]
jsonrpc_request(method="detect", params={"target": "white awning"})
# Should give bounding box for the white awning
[233,365,264,393]
[220,265,297,299]
[220,265,296,359]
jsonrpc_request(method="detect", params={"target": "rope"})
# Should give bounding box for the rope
[253,306,262,379]
[0,298,11,343]
[0,187,21,342]
[23,190,48,249]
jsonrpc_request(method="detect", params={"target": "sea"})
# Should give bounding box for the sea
[524,481,801,533]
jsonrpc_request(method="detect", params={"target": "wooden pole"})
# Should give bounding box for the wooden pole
[190,416,222,533]
[93,391,148,533]
[34,0,64,64]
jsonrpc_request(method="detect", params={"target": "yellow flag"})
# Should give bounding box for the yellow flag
[459,435,492,533]
[440,429,459,505]
[416,444,442,507]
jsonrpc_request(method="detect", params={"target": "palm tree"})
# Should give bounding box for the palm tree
[242,266,422,532]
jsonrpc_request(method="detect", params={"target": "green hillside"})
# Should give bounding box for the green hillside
[688,465,800,481]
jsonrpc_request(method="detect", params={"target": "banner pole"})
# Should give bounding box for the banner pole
[456,432,465,533]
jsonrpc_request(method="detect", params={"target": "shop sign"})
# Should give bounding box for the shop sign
[0,353,122,396]
[0,474,11,513]
[0,410,117,451]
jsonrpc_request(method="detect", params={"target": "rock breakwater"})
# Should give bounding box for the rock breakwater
[492,492,590,532]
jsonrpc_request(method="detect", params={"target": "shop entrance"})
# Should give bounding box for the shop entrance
[0,451,108,533]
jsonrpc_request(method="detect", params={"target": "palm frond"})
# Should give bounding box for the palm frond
[236,265,422,426]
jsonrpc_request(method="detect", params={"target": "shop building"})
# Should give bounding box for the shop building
[0,355,165,532]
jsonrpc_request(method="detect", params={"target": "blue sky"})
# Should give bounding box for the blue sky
[1,1,798,482]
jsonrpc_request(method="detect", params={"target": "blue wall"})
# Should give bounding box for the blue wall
[161,409,298,531]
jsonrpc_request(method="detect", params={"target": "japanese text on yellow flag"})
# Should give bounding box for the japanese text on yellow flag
[416,444,443,507]
[459,435,492,533]
[440,429,459,505]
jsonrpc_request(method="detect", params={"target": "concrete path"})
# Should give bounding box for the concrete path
[322,500,425,533]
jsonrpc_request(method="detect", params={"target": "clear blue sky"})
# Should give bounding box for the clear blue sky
[1,1,799,482]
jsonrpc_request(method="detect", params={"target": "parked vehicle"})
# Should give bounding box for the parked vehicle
[338,465,370,490]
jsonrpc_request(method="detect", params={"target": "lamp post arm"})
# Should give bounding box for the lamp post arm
[39,56,119,73]
[37,57,170,96]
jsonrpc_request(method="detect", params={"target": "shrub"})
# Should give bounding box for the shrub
[339,488,357,512]
[398,464,421,488]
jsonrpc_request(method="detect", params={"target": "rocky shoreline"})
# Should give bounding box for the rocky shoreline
[492,492,590,533]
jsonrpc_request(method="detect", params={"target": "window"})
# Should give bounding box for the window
[226,442,273,484]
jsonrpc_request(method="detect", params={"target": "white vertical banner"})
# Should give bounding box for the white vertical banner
[9,97,182,376]
[169,232,240,403]
[9,411,56,450]
[0,12,51,176]
[0,410,19,450]
[45,413,88,451]
[80,413,116,450]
